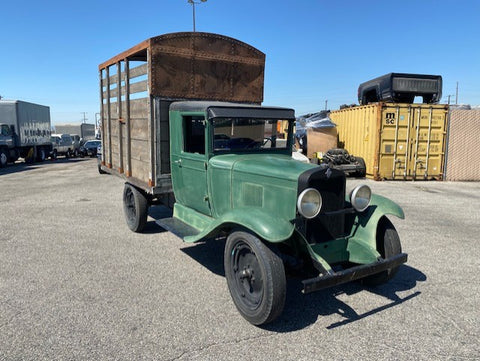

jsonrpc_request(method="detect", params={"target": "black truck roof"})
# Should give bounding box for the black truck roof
[170,101,295,120]
[358,73,443,105]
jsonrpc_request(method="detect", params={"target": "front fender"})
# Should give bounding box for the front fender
[184,207,294,243]
[346,194,404,264]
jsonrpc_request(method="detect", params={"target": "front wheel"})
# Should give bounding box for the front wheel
[224,231,286,325]
[362,218,402,286]
[123,183,148,233]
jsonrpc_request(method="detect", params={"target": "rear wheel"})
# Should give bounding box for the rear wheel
[123,183,148,233]
[224,231,286,325]
[362,218,402,286]
[36,148,46,162]
[0,149,8,167]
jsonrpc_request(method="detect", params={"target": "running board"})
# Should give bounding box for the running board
[156,217,200,240]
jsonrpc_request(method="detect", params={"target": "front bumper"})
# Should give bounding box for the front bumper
[302,253,408,294]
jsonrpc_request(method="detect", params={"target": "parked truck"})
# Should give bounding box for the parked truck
[0,100,53,166]
[54,123,95,142]
[99,32,407,325]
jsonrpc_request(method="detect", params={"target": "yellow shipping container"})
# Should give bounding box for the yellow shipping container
[329,103,449,180]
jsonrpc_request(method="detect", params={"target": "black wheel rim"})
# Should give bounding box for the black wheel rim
[231,240,264,310]
[125,188,136,220]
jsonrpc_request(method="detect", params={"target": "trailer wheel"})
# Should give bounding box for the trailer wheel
[51,149,57,160]
[224,230,286,325]
[362,218,402,286]
[0,149,8,167]
[123,183,148,233]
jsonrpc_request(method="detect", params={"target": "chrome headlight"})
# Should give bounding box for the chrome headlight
[297,188,322,219]
[350,184,371,212]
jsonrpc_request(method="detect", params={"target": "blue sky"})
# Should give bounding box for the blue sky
[1,0,479,124]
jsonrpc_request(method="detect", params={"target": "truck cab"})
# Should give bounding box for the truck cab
[123,101,408,325]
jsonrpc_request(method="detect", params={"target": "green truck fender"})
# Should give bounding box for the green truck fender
[346,193,405,264]
[184,207,295,243]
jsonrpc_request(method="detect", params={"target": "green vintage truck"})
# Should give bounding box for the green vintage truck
[99,32,407,325]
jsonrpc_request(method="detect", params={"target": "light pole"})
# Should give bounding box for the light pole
[188,0,207,32]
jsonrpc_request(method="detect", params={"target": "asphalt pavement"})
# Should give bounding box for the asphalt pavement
[1,158,479,360]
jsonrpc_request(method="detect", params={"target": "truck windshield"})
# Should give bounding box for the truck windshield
[212,117,290,152]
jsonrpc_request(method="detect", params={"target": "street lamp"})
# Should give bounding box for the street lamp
[188,0,207,32]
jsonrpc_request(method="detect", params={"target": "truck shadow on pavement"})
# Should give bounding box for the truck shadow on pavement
[176,237,426,332]
[272,265,425,332]
[0,158,90,176]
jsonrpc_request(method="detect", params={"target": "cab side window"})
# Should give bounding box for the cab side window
[183,116,205,154]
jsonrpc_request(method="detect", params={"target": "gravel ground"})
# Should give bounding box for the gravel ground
[0,158,479,360]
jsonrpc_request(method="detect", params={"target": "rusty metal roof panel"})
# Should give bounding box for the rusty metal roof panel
[99,32,265,103]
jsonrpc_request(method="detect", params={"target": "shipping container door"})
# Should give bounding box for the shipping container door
[406,105,447,180]
[379,105,410,180]
[380,104,446,180]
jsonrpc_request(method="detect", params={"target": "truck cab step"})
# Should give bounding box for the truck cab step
[156,217,200,240]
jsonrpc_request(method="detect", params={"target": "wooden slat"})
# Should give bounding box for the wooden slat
[102,63,147,83]
[130,118,149,139]
[129,98,149,118]
[131,158,151,183]
[103,80,147,98]
[130,139,150,162]
[130,64,148,79]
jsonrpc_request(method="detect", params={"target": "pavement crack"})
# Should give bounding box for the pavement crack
[167,332,277,361]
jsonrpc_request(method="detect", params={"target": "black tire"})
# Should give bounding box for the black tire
[224,231,286,325]
[354,157,366,178]
[36,148,46,162]
[98,163,107,175]
[52,149,58,160]
[0,149,8,167]
[123,183,148,233]
[362,218,402,286]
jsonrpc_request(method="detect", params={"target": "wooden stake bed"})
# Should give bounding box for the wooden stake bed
[98,32,265,195]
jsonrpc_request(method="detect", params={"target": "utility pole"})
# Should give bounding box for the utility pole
[81,112,88,124]
[188,0,207,32]
[446,95,454,105]
[324,100,328,111]
[455,81,459,105]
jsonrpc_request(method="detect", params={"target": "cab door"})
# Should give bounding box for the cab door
[171,115,211,216]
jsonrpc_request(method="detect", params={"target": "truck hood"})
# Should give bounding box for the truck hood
[208,153,317,220]
[209,153,315,181]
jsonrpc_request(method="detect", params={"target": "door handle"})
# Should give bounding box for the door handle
[174,159,182,167]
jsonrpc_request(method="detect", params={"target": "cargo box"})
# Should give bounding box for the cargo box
[329,103,449,180]
[98,32,265,194]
